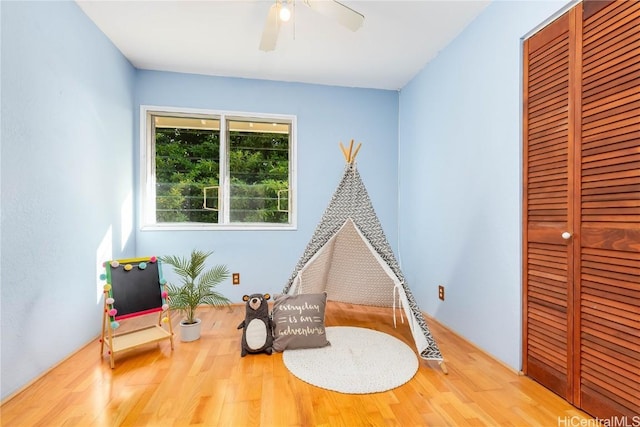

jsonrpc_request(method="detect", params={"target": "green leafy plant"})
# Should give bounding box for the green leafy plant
[160,250,231,324]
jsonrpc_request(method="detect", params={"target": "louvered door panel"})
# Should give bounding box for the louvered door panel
[579,0,640,418]
[522,11,574,400]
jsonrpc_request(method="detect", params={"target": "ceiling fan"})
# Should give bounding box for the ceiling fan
[259,0,365,52]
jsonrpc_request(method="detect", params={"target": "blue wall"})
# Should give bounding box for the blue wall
[398,0,572,369]
[134,71,399,303]
[1,1,136,400]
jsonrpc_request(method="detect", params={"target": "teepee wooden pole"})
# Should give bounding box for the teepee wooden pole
[339,139,362,164]
[351,142,362,163]
[339,142,350,163]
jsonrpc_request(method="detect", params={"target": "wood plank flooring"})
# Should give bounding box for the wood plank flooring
[1,302,593,426]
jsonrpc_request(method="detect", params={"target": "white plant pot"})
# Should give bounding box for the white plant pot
[180,318,202,342]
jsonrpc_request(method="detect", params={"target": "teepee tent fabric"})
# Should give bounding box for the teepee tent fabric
[283,162,443,361]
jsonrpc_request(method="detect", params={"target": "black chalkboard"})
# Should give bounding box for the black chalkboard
[106,258,164,320]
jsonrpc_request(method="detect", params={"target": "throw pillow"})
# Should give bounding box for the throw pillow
[272,292,330,352]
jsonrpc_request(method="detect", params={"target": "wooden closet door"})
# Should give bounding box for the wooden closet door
[578,0,640,418]
[522,8,579,402]
[524,0,640,417]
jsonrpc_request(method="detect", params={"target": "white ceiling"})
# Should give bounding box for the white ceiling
[76,0,490,91]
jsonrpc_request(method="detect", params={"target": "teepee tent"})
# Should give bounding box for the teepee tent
[283,142,446,371]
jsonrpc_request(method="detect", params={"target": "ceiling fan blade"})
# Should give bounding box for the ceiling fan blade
[303,0,364,32]
[259,3,281,52]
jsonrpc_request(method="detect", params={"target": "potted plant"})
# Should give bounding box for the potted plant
[160,249,231,342]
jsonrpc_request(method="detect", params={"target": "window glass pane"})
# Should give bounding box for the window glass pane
[228,120,290,224]
[143,108,295,229]
[154,116,220,223]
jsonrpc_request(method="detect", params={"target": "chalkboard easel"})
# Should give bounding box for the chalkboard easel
[99,256,174,368]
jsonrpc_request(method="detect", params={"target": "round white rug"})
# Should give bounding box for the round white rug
[282,326,418,394]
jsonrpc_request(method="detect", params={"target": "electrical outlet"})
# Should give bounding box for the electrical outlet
[438,285,445,301]
[232,273,240,285]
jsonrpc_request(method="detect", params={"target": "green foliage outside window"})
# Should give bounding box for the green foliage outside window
[155,124,289,224]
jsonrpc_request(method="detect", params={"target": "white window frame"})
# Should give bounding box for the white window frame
[140,105,297,231]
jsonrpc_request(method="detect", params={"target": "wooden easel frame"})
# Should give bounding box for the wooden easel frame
[99,258,174,368]
[100,289,174,368]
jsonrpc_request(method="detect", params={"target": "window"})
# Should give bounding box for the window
[141,106,296,230]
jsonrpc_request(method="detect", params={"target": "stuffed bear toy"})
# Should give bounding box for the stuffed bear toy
[237,293,274,356]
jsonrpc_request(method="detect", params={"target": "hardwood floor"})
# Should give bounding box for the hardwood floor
[1,302,593,426]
